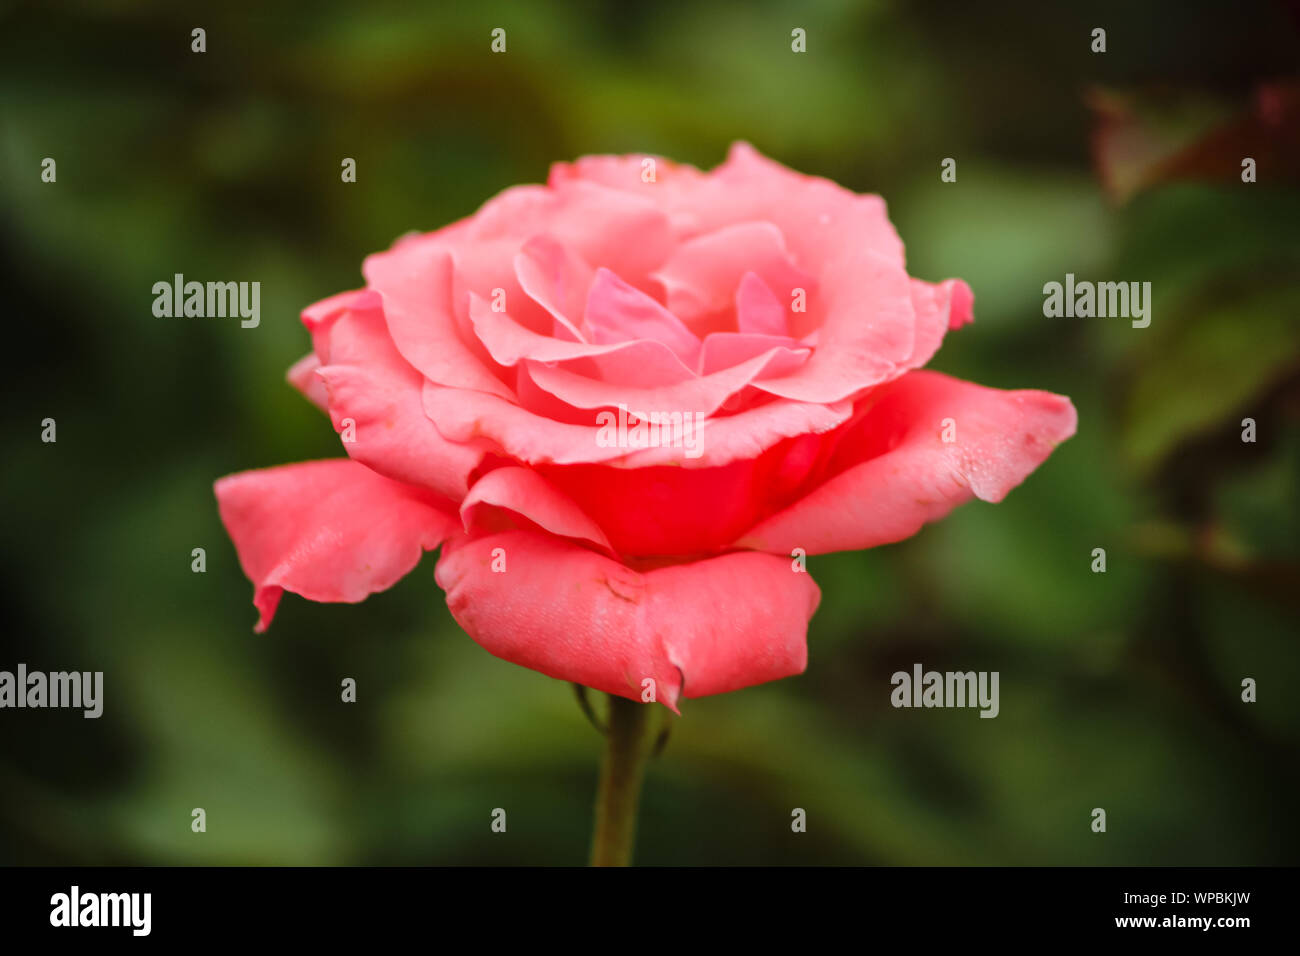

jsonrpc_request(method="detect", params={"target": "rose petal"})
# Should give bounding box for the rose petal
[513,234,594,341]
[610,395,851,468]
[585,268,702,368]
[521,342,806,419]
[735,370,1077,555]
[650,222,815,335]
[735,271,790,337]
[434,530,820,709]
[750,248,916,403]
[423,380,627,466]
[549,144,907,274]
[713,142,906,269]
[548,153,709,239]
[362,244,515,400]
[553,145,909,273]
[471,180,675,287]
[535,436,805,556]
[286,353,329,411]
[460,466,614,554]
[215,459,459,632]
[904,277,974,371]
[697,332,809,377]
[316,307,490,499]
[301,288,381,364]
[424,377,851,470]
[468,291,696,388]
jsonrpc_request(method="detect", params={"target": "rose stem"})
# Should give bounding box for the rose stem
[589,693,655,866]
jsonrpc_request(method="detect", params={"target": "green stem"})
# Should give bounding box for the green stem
[589,693,655,866]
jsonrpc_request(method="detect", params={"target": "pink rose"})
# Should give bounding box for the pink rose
[216,143,1075,711]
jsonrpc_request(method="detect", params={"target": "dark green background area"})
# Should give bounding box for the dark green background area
[2,0,1297,865]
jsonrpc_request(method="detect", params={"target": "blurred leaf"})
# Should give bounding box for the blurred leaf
[1089,81,1300,204]
[1123,284,1300,471]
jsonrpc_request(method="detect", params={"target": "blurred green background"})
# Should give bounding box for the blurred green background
[2,0,1298,865]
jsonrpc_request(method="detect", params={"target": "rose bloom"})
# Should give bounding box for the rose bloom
[216,143,1075,711]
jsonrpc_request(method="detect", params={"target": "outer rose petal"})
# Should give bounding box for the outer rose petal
[548,154,710,238]
[316,305,489,500]
[362,245,514,400]
[713,142,906,269]
[548,143,906,271]
[286,353,329,411]
[466,180,676,287]
[301,288,381,364]
[215,459,458,632]
[735,370,1077,555]
[904,277,974,371]
[434,530,820,710]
